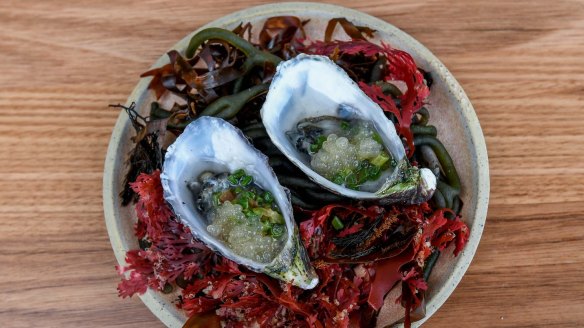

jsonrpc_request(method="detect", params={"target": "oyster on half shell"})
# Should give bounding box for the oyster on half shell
[261,54,436,204]
[161,116,318,289]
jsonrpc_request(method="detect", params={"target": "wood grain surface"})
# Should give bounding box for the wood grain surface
[1,0,583,327]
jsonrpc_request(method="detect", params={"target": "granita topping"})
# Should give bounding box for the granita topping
[199,169,286,263]
[307,119,394,190]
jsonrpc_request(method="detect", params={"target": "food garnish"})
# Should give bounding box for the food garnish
[200,169,287,262]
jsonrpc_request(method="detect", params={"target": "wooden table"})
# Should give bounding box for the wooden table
[1,0,583,327]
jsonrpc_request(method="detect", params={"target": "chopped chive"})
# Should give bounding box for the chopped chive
[345,172,357,188]
[271,224,285,238]
[310,135,327,153]
[240,175,253,186]
[228,169,247,184]
[331,216,344,230]
[263,191,274,204]
[227,175,239,185]
[244,210,260,221]
[232,169,245,178]
[371,153,390,167]
[261,220,272,235]
[270,212,284,224]
[340,121,350,130]
[212,192,221,206]
[332,174,345,185]
[368,165,381,180]
[341,167,353,176]
[372,132,383,145]
[237,196,249,210]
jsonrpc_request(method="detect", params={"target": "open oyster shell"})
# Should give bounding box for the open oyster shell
[260,54,436,204]
[161,116,318,289]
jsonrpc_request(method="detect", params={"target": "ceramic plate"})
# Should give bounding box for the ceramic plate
[103,3,489,327]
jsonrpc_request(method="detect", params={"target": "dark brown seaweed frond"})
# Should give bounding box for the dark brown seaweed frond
[110,103,164,205]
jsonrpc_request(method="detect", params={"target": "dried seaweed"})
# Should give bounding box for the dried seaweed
[258,16,308,59]
[110,103,164,205]
[324,17,376,42]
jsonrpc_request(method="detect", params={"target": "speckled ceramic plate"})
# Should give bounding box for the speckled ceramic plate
[103,2,489,327]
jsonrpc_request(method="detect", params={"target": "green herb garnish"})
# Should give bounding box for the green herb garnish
[310,135,327,153]
[240,174,253,186]
[371,152,390,167]
[228,169,247,185]
[261,220,272,235]
[219,169,286,240]
[227,175,239,185]
[212,192,221,206]
[271,224,285,238]
[262,191,274,204]
[372,132,383,145]
[331,216,344,230]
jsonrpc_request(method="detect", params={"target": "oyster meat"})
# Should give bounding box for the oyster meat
[161,116,318,289]
[261,54,436,204]
[197,170,288,264]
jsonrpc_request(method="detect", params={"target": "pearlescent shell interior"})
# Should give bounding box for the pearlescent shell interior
[160,116,317,289]
[160,116,290,270]
[260,54,436,202]
[103,3,489,327]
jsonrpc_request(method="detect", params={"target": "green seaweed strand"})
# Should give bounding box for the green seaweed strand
[415,107,430,126]
[413,135,461,192]
[411,124,437,136]
[415,135,463,280]
[186,28,282,72]
[200,83,269,119]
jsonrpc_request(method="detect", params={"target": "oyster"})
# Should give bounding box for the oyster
[161,116,318,289]
[260,54,436,204]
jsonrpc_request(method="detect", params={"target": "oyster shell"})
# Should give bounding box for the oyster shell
[260,54,436,204]
[161,116,318,289]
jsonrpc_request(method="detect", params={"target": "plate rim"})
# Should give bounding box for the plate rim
[103,2,490,327]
